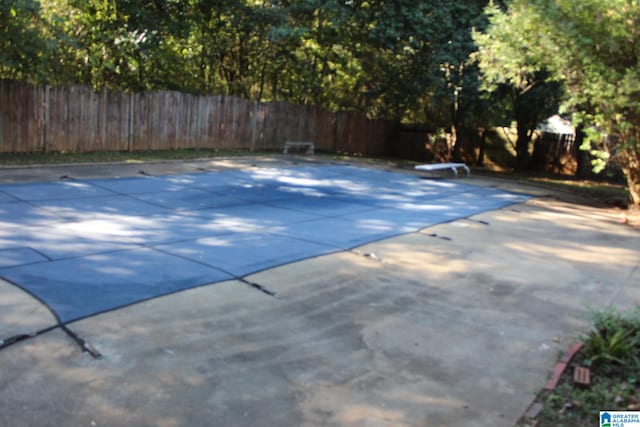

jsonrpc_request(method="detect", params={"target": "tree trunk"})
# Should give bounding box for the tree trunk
[575,125,591,178]
[515,122,530,171]
[452,124,463,163]
[622,150,640,206]
[450,94,462,162]
[476,128,486,167]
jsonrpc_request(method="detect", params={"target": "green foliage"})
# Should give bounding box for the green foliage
[473,2,564,170]
[584,327,638,370]
[538,379,638,427]
[523,307,640,427]
[0,0,493,128]
[581,308,640,374]
[0,0,49,82]
[475,0,640,203]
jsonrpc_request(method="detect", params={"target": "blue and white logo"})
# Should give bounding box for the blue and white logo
[601,411,640,426]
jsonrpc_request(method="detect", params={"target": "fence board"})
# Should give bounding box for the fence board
[298,105,336,152]
[368,119,396,156]
[0,80,397,157]
[336,112,365,154]
[0,80,43,152]
[261,102,300,148]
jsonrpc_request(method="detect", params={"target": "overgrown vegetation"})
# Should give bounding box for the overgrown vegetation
[520,307,640,426]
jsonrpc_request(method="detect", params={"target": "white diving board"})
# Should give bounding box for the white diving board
[415,163,470,177]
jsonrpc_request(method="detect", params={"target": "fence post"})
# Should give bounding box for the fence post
[333,111,340,154]
[42,84,50,153]
[0,81,3,151]
[127,92,134,152]
[251,101,258,151]
[297,105,303,141]
[194,94,201,150]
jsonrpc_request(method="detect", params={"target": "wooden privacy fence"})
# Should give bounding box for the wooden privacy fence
[0,80,396,156]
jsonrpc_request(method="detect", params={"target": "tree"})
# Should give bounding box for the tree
[473,1,563,171]
[476,0,640,204]
[0,0,49,82]
[6,0,494,128]
[48,0,193,92]
[424,0,489,163]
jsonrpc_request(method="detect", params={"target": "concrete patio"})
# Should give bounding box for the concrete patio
[1,157,638,427]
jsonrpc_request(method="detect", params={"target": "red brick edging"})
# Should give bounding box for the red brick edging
[543,342,584,390]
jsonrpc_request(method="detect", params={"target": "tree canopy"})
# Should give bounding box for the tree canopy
[474,0,640,203]
[2,0,490,122]
[473,2,563,170]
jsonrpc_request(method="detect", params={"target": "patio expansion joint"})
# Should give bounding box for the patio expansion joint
[606,262,640,311]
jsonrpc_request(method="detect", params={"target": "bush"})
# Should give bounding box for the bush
[519,306,640,426]
[581,307,640,376]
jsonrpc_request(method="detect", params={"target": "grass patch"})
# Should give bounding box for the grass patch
[527,176,631,207]
[0,149,265,166]
[473,167,630,208]
[519,307,640,426]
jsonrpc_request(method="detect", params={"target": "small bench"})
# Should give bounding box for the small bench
[284,141,315,155]
[415,162,470,177]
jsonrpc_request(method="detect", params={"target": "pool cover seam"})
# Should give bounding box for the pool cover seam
[144,244,279,298]
[0,186,122,203]
[0,190,20,202]
[0,244,151,270]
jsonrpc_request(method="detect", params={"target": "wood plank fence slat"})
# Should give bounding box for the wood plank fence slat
[0,80,396,157]
[0,80,44,152]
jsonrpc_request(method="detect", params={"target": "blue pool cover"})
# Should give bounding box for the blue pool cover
[0,165,529,323]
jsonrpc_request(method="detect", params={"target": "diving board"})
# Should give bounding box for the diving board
[415,163,470,177]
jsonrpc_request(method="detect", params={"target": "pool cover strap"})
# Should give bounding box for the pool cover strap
[0,324,101,358]
[240,278,278,298]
